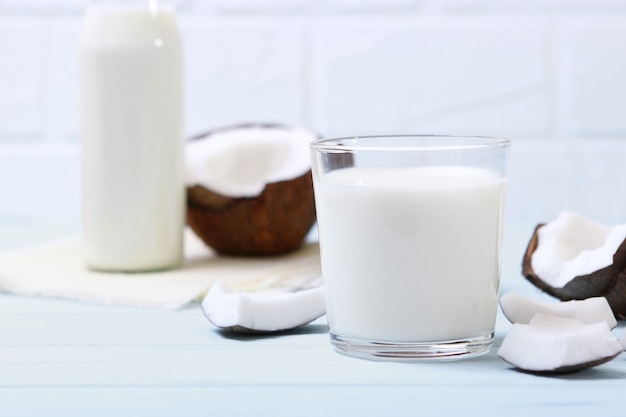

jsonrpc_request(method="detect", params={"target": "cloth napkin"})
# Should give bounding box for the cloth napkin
[0,229,321,309]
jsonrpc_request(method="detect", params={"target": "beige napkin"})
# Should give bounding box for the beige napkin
[0,229,321,309]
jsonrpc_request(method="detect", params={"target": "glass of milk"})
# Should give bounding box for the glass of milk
[311,135,510,361]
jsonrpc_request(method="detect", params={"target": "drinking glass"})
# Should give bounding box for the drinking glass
[310,135,510,361]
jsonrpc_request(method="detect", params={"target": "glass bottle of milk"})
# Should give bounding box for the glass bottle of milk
[80,0,184,271]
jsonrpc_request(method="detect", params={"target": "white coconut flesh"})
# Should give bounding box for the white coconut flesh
[498,313,623,373]
[499,291,617,329]
[531,211,626,288]
[185,126,316,198]
[201,277,326,332]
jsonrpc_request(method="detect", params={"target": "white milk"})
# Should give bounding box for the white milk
[314,166,506,342]
[80,6,184,271]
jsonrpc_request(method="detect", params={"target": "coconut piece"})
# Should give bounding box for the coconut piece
[498,313,623,374]
[499,291,617,329]
[522,212,626,319]
[186,124,318,256]
[201,281,325,334]
[186,124,314,198]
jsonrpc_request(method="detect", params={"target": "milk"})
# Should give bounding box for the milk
[80,5,184,271]
[313,166,506,342]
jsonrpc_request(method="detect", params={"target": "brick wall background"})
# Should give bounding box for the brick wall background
[1,0,626,224]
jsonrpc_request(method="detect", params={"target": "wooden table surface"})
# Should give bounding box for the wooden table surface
[0,220,624,417]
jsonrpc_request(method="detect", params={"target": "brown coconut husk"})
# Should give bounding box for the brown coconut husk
[522,223,626,319]
[187,170,316,257]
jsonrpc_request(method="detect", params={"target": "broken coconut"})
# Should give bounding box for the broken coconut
[522,211,626,319]
[499,291,617,329]
[498,313,623,374]
[186,123,318,256]
[201,273,325,333]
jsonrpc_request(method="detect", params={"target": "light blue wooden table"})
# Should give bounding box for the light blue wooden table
[0,220,624,417]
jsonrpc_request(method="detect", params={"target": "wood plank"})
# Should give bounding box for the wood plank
[1,335,625,387]
[1,385,625,417]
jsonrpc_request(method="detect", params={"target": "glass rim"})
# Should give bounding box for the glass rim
[310,134,511,152]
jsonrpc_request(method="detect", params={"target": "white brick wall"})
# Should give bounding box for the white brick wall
[309,17,550,138]
[561,18,626,136]
[0,17,45,142]
[1,0,626,224]
[182,16,305,135]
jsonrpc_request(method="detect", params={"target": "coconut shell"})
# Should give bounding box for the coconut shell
[187,171,316,257]
[522,223,626,319]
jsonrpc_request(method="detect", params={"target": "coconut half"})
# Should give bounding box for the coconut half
[499,291,617,329]
[186,124,318,256]
[201,280,325,334]
[497,313,623,374]
[522,212,626,318]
